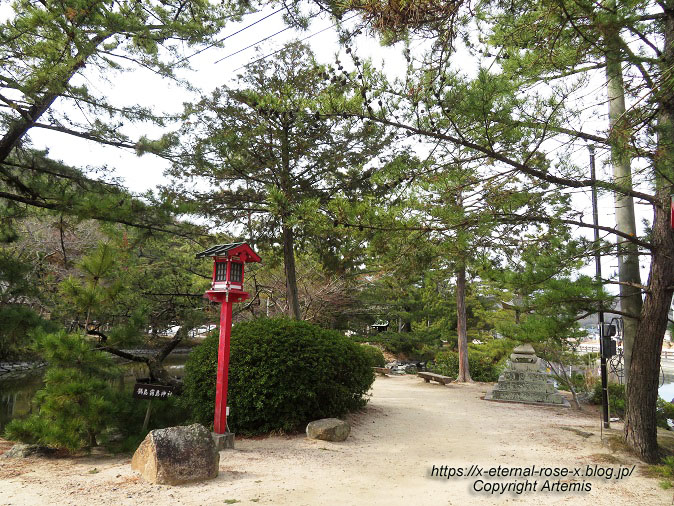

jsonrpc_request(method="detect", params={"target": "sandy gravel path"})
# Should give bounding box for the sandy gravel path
[0,376,670,505]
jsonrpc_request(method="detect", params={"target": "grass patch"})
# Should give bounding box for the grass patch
[587,453,626,465]
[657,428,674,456]
[604,434,631,453]
[646,456,674,489]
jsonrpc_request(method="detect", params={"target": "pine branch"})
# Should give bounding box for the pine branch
[333,113,657,205]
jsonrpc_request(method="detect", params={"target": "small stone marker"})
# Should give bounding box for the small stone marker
[131,423,219,485]
[306,418,350,442]
[485,344,569,407]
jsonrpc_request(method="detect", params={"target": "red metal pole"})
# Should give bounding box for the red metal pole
[214,299,233,434]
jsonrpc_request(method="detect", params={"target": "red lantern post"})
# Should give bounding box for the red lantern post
[196,243,261,437]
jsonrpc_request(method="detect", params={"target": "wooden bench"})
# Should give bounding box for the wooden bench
[418,372,453,385]
[373,367,390,376]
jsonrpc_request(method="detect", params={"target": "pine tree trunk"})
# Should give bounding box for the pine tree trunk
[605,18,643,385]
[624,10,674,463]
[456,262,471,382]
[402,309,412,333]
[282,222,301,320]
[624,202,674,462]
[278,119,301,321]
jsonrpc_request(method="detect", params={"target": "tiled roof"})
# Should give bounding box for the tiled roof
[195,243,245,258]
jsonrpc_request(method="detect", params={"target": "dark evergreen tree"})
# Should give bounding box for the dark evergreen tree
[163,41,392,319]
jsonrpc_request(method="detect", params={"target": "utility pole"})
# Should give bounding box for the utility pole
[590,146,610,429]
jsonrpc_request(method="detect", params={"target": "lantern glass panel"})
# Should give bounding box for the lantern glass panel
[230,262,243,283]
[215,262,227,281]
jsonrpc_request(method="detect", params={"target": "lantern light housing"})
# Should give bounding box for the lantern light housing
[196,242,261,303]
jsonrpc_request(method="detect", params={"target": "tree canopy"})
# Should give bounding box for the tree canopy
[163,41,393,318]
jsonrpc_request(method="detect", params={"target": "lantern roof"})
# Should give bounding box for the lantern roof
[195,242,261,262]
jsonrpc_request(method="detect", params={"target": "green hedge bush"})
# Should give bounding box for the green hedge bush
[590,382,674,428]
[556,372,587,392]
[430,339,516,382]
[180,318,375,434]
[360,345,386,367]
[590,382,626,417]
[431,350,501,382]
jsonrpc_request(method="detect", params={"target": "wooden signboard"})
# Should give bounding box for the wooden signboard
[133,381,176,400]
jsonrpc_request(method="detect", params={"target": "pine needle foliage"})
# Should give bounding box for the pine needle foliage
[4,331,120,451]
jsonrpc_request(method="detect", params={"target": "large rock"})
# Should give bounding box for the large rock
[306,418,350,442]
[131,424,219,485]
[1,443,54,459]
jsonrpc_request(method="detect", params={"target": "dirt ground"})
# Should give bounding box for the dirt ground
[0,376,671,505]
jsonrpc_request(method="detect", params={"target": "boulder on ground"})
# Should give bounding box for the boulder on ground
[131,423,219,485]
[306,418,350,442]
[1,443,54,459]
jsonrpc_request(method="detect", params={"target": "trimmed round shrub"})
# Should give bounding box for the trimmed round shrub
[360,344,386,367]
[431,349,505,382]
[430,338,517,382]
[180,318,375,434]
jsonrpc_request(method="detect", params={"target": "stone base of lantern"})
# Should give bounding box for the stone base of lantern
[211,432,235,450]
[485,344,570,408]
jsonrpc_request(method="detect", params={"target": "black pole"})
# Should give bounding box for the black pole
[590,145,610,429]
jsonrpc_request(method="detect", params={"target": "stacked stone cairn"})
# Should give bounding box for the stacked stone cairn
[485,343,568,407]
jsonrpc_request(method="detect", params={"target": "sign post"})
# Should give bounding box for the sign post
[132,379,177,433]
[196,243,261,447]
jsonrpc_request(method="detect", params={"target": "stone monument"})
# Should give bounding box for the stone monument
[485,343,568,406]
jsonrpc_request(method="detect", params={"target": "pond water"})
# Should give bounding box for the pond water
[0,352,189,432]
[659,378,674,403]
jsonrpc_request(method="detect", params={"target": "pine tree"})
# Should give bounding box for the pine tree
[163,41,392,319]
[0,1,246,229]
[4,331,120,451]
